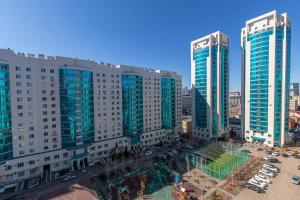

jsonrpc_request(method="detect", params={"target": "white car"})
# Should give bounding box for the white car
[265,163,279,170]
[286,151,293,156]
[145,151,152,156]
[264,155,274,160]
[259,169,274,177]
[255,174,271,184]
[248,179,266,189]
[262,165,278,173]
[271,152,280,157]
[263,164,279,171]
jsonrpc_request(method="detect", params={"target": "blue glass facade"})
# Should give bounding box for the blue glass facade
[241,39,246,135]
[194,48,209,128]
[161,77,176,129]
[211,46,218,136]
[248,29,273,133]
[219,46,229,130]
[285,27,291,139]
[0,63,12,163]
[193,43,228,136]
[122,74,143,144]
[59,68,94,149]
[274,28,283,145]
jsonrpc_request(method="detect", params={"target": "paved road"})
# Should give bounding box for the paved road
[0,142,190,200]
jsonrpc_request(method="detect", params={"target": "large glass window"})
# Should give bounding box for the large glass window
[194,48,209,128]
[161,77,176,129]
[59,68,94,149]
[248,29,273,133]
[0,62,12,163]
[122,74,143,144]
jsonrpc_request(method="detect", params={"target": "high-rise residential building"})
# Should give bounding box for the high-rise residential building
[182,94,192,116]
[241,10,291,147]
[229,92,241,107]
[191,31,229,139]
[0,48,182,184]
[290,83,299,97]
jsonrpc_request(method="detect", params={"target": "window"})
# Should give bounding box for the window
[29,160,35,165]
[17,163,24,168]
[5,165,12,171]
[18,171,25,177]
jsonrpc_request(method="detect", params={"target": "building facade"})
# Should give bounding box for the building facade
[241,10,291,147]
[191,31,229,139]
[182,94,192,116]
[181,116,192,134]
[290,83,299,97]
[229,92,241,107]
[0,49,181,184]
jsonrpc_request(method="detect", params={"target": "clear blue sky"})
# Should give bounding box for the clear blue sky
[0,0,299,91]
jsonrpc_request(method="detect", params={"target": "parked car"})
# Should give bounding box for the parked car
[264,155,274,160]
[259,169,274,177]
[271,152,280,157]
[268,157,280,163]
[81,168,86,173]
[64,174,77,181]
[293,154,300,159]
[291,176,300,185]
[256,147,263,151]
[248,179,267,189]
[265,163,279,170]
[145,150,152,156]
[262,166,278,173]
[245,183,264,193]
[286,151,293,156]
[263,164,279,173]
[265,150,272,155]
[282,153,289,158]
[254,174,271,184]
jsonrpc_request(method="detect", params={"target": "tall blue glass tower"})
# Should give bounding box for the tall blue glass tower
[241,10,291,147]
[191,31,229,139]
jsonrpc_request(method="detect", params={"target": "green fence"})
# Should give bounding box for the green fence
[186,142,249,180]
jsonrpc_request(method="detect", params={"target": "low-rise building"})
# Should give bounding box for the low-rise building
[182,94,192,116]
[181,116,192,135]
[229,117,242,139]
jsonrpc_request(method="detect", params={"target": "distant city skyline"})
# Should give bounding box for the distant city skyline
[0,1,299,90]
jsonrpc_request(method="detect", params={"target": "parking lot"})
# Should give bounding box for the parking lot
[234,145,300,200]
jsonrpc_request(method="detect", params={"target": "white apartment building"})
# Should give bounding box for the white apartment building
[0,48,181,185]
[241,10,291,147]
[191,31,229,139]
